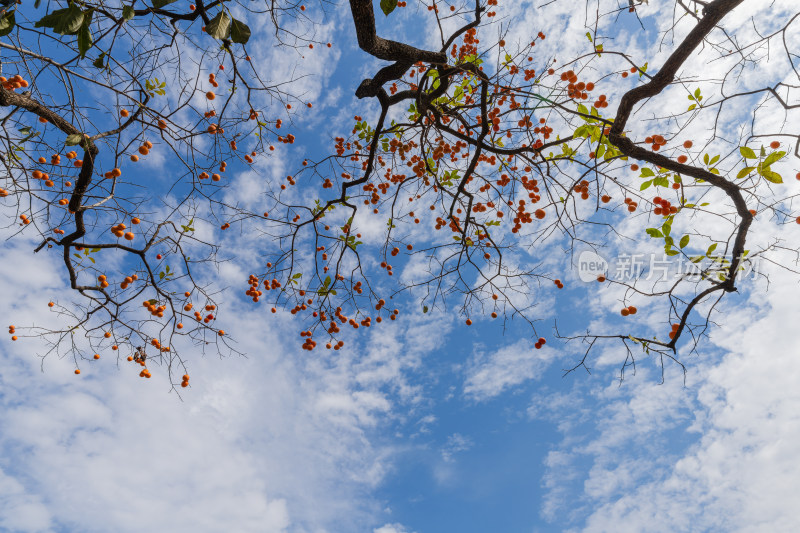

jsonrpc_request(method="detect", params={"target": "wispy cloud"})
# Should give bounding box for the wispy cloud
[464,338,556,401]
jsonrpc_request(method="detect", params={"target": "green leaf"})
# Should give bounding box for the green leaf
[206,11,231,40]
[739,146,757,159]
[646,228,663,238]
[380,0,398,15]
[640,180,652,191]
[35,4,84,35]
[292,273,302,279]
[654,176,670,188]
[77,23,92,58]
[122,5,135,21]
[595,145,605,159]
[640,167,655,177]
[152,0,178,8]
[679,235,690,249]
[0,10,16,37]
[736,166,755,179]
[688,104,696,111]
[423,305,429,313]
[93,52,107,69]
[762,150,785,169]
[230,18,251,44]
[709,154,720,165]
[159,271,165,280]
[665,248,680,256]
[760,169,783,184]
[65,133,83,146]
[706,243,717,256]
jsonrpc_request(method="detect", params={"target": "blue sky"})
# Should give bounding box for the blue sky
[2,0,800,532]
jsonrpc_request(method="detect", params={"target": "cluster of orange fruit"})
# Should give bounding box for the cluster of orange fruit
[134,140,153,161]
[573,180,592,200]
[593,94,609,109]
[186,303,216,324]
[207,123,224,135]
[60,150,83,167]
[652,196,678,216]
[624,197,639,213]
[243,149,258,164]
[559,70,595,101]
[151,337,171,352]
[1,74,28,90]
[620,66,639,78]
[103,167,122,179]
[245,274,263,302]
[110,222,134,240]
[300,331,317,350]
[8,324,17,341]
[644,134,668,152]
[31,169,55,187]
[620,305,638,316]
[143,300,166,318]
[119,273,138,290]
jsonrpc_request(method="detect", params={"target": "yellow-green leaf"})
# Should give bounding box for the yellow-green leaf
[739,146,756,159]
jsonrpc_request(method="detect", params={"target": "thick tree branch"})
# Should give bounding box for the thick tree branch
[610,0,749,290]
[349,0,447,98]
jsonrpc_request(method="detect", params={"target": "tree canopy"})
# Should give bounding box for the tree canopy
[1,0,798,386]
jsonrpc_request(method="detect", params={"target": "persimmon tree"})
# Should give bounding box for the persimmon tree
[1,0,798,387]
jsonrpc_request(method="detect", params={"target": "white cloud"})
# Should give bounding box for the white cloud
[441,432,473,463]
[582,266,800,532]
[535,240,800,531]
[0,468,52,533]
[0,232,429,532]
[464,338,555,401]
[374,523,415,533]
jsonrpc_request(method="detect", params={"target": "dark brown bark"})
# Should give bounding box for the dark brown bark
[349,0,447,98]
